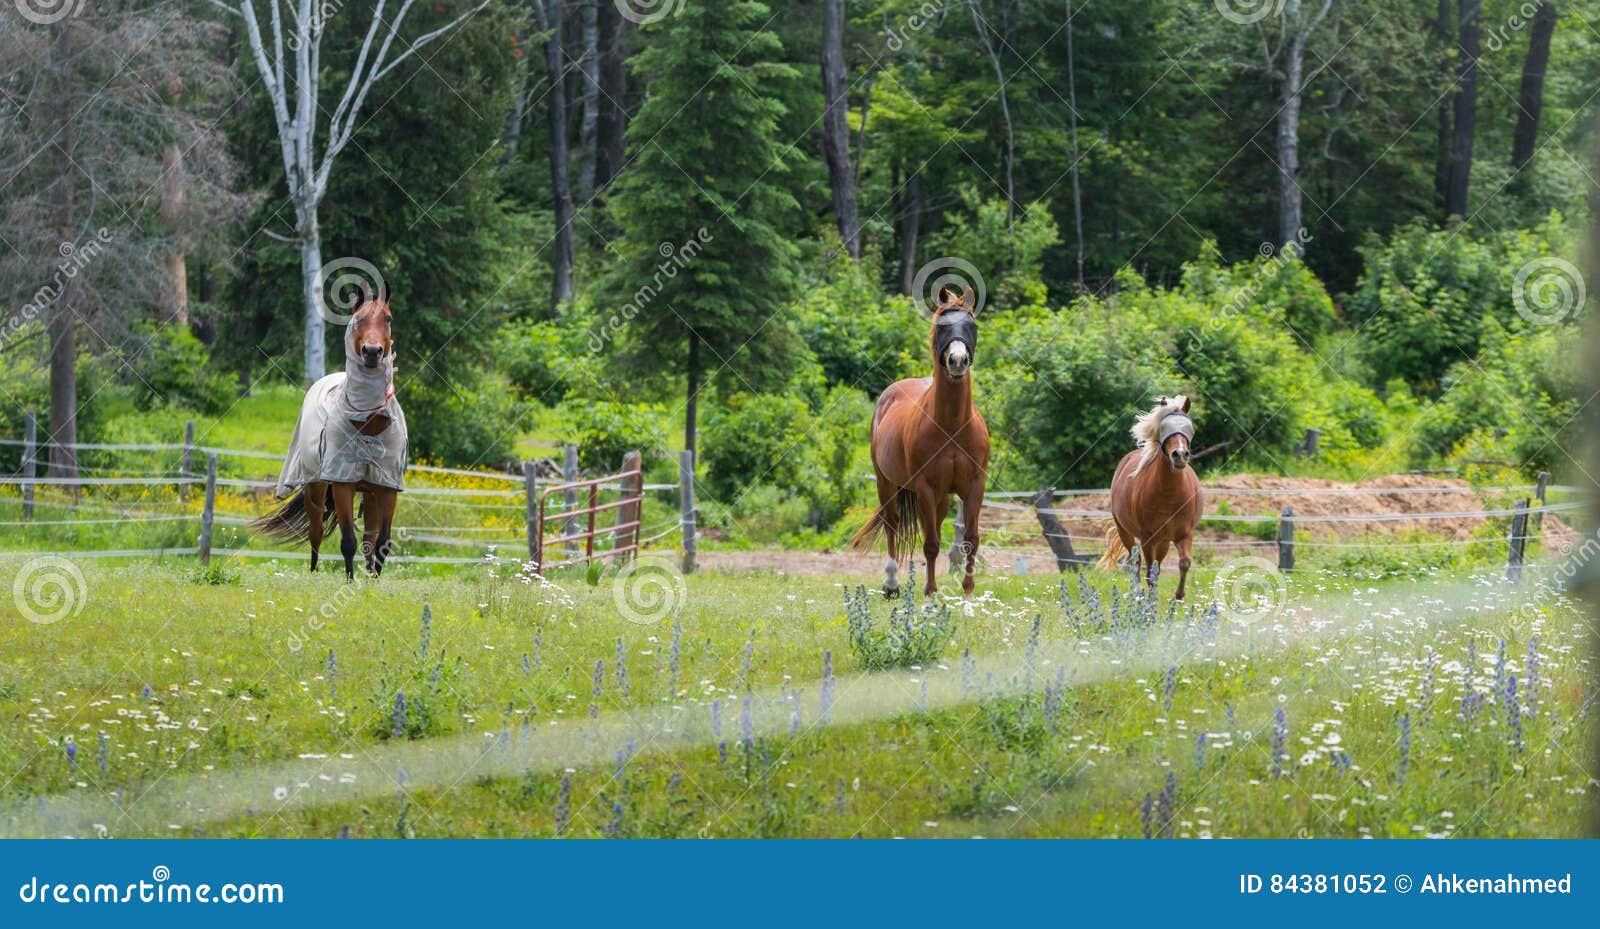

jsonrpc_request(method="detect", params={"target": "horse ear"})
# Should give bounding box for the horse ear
[358,280,374,307]
[1181,396,1191,413]
[937,284,960,307]
[379,280,390,305]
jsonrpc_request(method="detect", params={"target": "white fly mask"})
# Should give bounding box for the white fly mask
[341,315,396,414]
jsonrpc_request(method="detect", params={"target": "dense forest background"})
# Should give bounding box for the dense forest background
[1,0,1595,542]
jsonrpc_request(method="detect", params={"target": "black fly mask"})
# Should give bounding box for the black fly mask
[934,309,978,366]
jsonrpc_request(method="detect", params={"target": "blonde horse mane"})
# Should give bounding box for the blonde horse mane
[1129,395,1188,477]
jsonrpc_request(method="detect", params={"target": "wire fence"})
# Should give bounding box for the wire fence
[0,432,1590,578]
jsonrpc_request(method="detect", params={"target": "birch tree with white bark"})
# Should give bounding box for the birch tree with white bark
[206,0,489,382]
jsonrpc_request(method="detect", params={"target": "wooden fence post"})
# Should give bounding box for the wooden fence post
[615,450,642,566]
[180,420,195,503]
[524,460,539,567]
[21,411,36,520]
[679,449,697,575]
[1277,507,1295,573]
[1533,471,1550,538]
[1301,428,1319,458]
[1507,498,1530,583]
[562,443,579,560]
[198,454,218,566]
[1029,487,1080,572]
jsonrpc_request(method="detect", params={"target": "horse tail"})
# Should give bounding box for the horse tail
[249,486,328,544]
[1096,524,1129,572]
[850,487,921,554]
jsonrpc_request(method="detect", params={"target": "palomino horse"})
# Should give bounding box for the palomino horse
[251,289,407,578]
[1097,396,1204,599]
[852,286,990,599]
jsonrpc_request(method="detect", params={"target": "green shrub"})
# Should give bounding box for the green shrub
[404,367,527,466]
[551,399,669,472]
[497,318,585,404]
[793,256,923,392]
[844,580,954,671]
[701,392,813,504]
[128,323,235,414]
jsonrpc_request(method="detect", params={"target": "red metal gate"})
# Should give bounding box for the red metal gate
[532,466,643,572]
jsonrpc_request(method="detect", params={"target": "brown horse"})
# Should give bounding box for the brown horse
[251,290,406,579]
[851,286,990,599]
[1097,396,1204,599]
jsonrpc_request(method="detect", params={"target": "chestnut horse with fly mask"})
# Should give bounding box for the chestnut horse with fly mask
[251,288,407,579]
[1097,396,1204,599]
[851,286,990,599]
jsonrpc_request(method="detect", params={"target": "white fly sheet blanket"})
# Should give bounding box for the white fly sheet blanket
[274,320,408,496]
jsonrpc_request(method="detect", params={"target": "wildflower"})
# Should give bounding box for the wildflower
[64,741,77,770]
[590,659,604,718]
[554,776,571,835]
[1506,675,1523,755]
[1163,665,1177,716]
[273,786,289,802]
[820,651,836,723]
[1270,707,1289,779]
[416,604,433,662]
[391,691,408,739]
[614,640,630,699]
[1397,714,1412,786]
[1193,732,1207,772]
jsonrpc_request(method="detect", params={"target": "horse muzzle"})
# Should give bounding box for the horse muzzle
[943,344,972,379]
[360,345,384,368]
[1169,450,1190,470]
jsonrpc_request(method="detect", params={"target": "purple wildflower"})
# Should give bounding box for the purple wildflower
[590,659,604,718]
[1397,714,1412,786]
[1193,732,1207,771]
[614,640,630,698]
[1162,665,1177,715]
[64,741,77,770]
[391,691,408,739]
[1270,707,1288,778]
[1506,674,1523,755]
[554,775,571,836]
[820,650,836,723]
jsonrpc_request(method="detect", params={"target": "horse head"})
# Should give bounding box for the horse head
[932,285,977,380]
[1157,396,1194,471]
[349,282,393,370]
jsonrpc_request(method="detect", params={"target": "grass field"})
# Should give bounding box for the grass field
[0,551,1592,839]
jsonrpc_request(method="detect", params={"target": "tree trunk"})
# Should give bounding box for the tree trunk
[897,169,923,294]
[160,142,188,326]
[969,1,1015,230]
[1277,1,1307,253]
[596,1,629,190]
[577,0,600,199]
[47,19,78,481]
[299,220,326,384]
[1065,0,1085,291]
[502,16,533,165]
[1446,0,1481,217]
[820,0,860,259]
[543,0,575,306]
[1511,2,1556,172]
[1434,0,1453,211]
[684,329,701,462]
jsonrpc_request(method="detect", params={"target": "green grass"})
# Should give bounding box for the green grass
[0,555,1590,838]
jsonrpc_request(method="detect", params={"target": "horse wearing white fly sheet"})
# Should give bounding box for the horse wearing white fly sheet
[274,318,408,496]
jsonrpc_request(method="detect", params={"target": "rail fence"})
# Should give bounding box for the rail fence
[0,416,1589,581]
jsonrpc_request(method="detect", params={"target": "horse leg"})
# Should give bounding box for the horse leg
[959,485,981,599]
[370,489,397,577]
[876,475,900,598]
[1147,539,1171,595]
[331,484,358,580]
[916,486,941,597]
[305,482,327,573]
[1173,534,1193,601]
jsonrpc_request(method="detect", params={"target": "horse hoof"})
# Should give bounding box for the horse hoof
[882,587,900,600]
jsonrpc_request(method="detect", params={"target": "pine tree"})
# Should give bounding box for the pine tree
[601,1,803,460]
